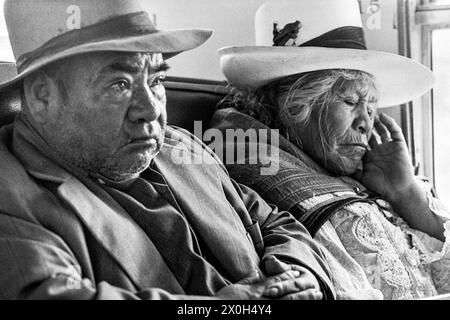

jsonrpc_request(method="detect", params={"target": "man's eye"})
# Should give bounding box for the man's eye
[110,80,130,93]
[149,76,166,88]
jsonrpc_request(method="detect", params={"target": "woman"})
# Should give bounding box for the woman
[210,0,450,299]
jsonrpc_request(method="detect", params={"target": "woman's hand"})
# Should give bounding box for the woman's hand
[353,112,415,203]
[353,113,445,241]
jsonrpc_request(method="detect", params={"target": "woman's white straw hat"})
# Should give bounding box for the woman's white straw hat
[0,0,213,91]
[218,0,435,107]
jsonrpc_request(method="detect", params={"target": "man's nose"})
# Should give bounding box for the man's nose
[352,105,371,134]
[128,86,162,123]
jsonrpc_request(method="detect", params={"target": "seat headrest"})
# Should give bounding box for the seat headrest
[165,77,231,133]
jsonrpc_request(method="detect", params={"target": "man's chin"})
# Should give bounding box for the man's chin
[110,151,158,179]
[133,151,158,169]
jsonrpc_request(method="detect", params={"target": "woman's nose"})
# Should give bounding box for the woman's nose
[352,105,372,134]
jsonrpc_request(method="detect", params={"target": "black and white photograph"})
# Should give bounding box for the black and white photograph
[1,0,450,307]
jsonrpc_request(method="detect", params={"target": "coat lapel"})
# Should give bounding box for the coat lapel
[57,176,184,292]
[152,131,261,280]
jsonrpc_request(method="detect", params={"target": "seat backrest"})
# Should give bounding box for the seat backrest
[0,77,231,133]
[165,77,231,134]
[0,88,21,127]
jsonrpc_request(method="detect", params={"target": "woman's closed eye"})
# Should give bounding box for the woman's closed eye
[344,99,357,107]
[338,95,376,117]
[337,93,358,107]
[337,94,358,107]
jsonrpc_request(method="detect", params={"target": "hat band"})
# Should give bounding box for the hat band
[299,26,367,50]
[17,11,158,73]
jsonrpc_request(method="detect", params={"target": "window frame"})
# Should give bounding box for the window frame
[414,0,450,187]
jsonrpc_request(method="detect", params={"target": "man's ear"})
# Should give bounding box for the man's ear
[23,71,53,124]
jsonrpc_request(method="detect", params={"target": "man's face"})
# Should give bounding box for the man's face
[294,79,377,175]
[43,52,168,181]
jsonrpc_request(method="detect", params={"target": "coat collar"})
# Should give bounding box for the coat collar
[11,117,184,292]
[153,128,261,277]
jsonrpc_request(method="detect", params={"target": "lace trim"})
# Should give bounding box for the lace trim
[301,191,354,210]
[351,204,414,286]
[344,202,438,299]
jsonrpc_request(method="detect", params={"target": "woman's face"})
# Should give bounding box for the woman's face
[285,77,378,175]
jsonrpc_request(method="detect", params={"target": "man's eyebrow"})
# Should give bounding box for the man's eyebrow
[108,61,142,74]
[90,60,170,85]
[104,61,170,74]
[151,62,171,73]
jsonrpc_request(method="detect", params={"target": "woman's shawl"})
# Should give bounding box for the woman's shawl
[209,108,375,235]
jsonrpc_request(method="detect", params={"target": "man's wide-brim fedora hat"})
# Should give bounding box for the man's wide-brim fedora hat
[218,0,435,107]
[0,0,213,90]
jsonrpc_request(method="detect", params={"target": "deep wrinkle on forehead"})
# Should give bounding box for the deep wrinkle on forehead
[88,52,169,87]
[336,79,378,104]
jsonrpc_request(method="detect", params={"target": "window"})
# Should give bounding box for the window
[424,0,450,4]
[416,1,450,206]
[431,29,450,204]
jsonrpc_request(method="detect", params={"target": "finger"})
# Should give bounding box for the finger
[27,275,96,300]
[239,269,262,284]
[264,255,289,275]
[374,118,391,143]
[379,113,406,143]
[289,265,322,293]
[264,269,301,289]
[279,289,323,301]
[369,130,381,149]
[263,274,316,298]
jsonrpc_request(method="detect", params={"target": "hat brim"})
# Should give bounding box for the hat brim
[0,29,213,91]
[218,46,435,107]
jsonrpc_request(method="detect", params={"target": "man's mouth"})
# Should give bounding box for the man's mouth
[127,136,159,149]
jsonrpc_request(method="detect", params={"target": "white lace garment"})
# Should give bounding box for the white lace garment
[311,179,450,300]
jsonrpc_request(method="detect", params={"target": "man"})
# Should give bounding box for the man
[0,0,334,300]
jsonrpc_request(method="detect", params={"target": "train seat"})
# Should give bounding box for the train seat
[164,77,231,134]
[0,87,20,128]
